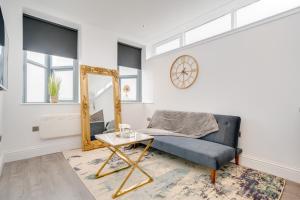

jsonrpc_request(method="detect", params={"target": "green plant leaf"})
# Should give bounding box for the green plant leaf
[48,74,61,97]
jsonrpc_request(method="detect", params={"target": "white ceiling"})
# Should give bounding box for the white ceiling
[25,0,234,44]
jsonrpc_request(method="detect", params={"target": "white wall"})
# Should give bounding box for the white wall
[0,92,3,140]
[0,91,4,176]
[0,92,4,146]
[1,0,121,162]
[144,12,300,182]
[121,103,147,130]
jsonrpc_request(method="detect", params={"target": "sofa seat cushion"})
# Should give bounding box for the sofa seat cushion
[150,136,235,170]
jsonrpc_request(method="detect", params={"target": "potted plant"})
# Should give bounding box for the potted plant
[48,74,61,103]
[122,84,130,97]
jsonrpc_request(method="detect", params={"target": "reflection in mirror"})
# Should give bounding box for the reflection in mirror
[88,74,115,141]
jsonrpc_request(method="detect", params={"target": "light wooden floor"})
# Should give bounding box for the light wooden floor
[0,153,94,200]
[0,153,299,200]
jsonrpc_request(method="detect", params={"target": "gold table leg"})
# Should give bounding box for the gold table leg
[96,147,131,178]
[96,139,154,199]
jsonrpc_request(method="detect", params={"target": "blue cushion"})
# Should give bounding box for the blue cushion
[151,136,235,169]
[201,115,241,148]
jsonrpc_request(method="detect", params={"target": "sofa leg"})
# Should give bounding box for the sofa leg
[210,169,216,184]
[235,154,240,165]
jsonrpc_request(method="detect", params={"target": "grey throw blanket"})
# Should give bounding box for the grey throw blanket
[145,110,219,138]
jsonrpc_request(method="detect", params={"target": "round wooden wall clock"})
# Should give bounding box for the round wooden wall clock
[170,55,199,89]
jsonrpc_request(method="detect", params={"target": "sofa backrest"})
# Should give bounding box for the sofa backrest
[201,114,241,148]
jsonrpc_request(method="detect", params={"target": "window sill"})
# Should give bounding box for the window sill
[121,101,143,104]
[21,102,80,105]
[121,101,154,104]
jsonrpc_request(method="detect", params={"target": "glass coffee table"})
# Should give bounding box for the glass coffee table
[95,132,154,198]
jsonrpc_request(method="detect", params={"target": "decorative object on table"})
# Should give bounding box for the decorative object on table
[80,65,122,151]
[48,74,61,103]
[170,55,199,89]
[93,132,154,198]
[119,123,134,138]
[64,147,285,200]
[122,84,130,97]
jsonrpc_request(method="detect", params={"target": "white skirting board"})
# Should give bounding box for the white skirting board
[2,143,299,183]
[3,139,81,163]
[240,154,300,184]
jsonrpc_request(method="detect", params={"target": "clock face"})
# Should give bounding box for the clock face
[170,55,199,89]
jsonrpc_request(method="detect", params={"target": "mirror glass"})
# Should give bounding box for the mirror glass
[88,74,115,141]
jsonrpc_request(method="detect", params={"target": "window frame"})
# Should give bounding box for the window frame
[23,51,79,103]
[153,34,183,56]
[235,0,300,28]
[151,0,300,57]
[184,13,232,46]
[118,66,142,103]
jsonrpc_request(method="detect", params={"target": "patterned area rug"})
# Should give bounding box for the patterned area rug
[63,147,285,200]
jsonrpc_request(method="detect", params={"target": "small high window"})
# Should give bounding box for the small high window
[152,0,300,57]
[236,0,300,28]
[185,14,231,45]
[155,38,181,55]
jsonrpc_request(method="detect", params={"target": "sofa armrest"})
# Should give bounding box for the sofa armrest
[103,129,115,134]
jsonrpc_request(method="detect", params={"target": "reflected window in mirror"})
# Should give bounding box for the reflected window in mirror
[119,66,140,102]
[118,43,142,102]
[88,74,115,140]
[22,14,78,103]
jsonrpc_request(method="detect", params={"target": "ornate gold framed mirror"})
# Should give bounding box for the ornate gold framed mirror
[80,65,121,151]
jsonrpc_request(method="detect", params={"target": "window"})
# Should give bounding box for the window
[237,0,300,28]
[118,43,142,102]
[185,14,231,45]
[24,51,77,102]
[119,66,140,101]
[23,14,78,103]
[155,38,181,55]
[151,1,300,57]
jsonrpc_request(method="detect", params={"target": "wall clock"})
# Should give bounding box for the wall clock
[170,55,199,89]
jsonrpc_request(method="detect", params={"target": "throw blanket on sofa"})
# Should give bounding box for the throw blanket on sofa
[144,110,219,138]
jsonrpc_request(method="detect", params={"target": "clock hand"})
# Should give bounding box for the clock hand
[174,73,183,81]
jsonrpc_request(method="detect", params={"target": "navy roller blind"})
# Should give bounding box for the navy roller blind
[118,43,141,70]
[23,14,78,59]
[0,7,4,46]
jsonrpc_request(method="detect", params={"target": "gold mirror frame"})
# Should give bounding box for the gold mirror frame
[80,65,122,151]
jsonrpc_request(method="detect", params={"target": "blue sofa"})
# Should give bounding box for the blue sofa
[145,114,241,184]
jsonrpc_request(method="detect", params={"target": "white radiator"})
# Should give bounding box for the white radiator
[39,113,81,139]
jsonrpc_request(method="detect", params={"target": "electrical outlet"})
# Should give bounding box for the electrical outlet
[32,126,39,132]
